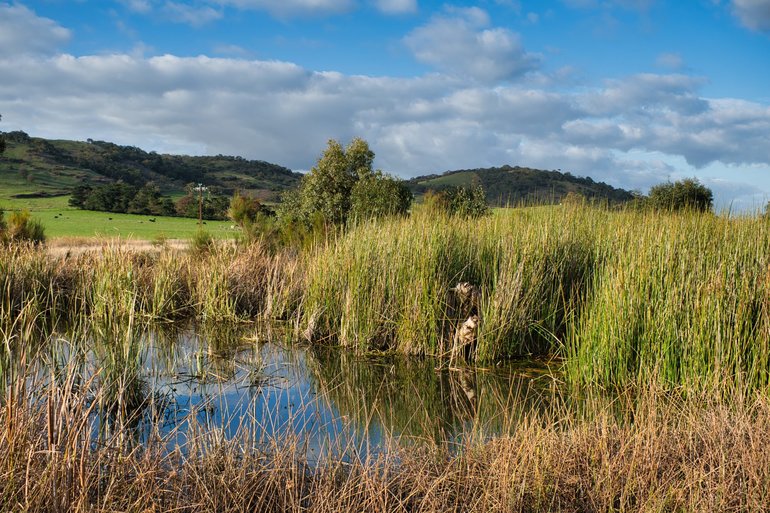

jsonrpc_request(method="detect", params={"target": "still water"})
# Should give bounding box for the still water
[50,323,557,460]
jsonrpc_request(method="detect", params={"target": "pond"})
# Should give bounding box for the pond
[34,322,559,461]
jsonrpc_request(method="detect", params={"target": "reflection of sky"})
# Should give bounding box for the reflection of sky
[139,331,385,462]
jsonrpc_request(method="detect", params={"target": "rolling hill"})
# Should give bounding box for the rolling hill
[0,130,301,203]
[1,131,635,210]
[407,165,635,206]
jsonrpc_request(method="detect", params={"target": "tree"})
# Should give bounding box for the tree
[278,137,411,226]
[175,184,230,220]
[228,191,264,228]
[297,139,358,225]
[647,178,713,213]
[349,171,412,221]
[69,184,93,208]
[127,182,175,216]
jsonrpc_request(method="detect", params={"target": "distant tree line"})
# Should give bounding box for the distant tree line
[69,182,231,220]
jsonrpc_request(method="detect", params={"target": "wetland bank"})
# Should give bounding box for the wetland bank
[3,204,770,512]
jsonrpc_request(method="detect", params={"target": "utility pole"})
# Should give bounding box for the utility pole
[194,183,208,227]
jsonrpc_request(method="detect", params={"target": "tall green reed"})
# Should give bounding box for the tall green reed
[566,210,770,391]
[301,206,598,360]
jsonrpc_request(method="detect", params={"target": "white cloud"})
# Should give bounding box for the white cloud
[374,0,417,15]
[731,0,770,32]
[0,3,70,55]
[404,7,539,83]
[163,2,223,25]
[215,0,355,17]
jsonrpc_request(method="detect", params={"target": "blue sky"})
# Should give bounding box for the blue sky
[1,0,769,210]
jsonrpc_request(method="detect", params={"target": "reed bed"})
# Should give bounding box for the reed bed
[0,240,302,329]
[565,211,770,391]
[301,206,597,359]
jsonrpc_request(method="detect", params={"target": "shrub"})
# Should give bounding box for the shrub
[1,208,46,245]
[190,229,215,256]
[647,178,713,212]
[423,185,489,218]
[349,171,412,222]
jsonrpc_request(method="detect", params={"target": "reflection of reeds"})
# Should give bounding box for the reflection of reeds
[304,346,555,444]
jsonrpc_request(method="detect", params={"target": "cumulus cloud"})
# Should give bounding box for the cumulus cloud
[731,0,770,32]
[404,7,539,83]
[0,3,70,55]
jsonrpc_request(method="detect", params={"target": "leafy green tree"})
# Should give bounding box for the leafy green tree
[69,185,93,208]
[297,139,358,225]
[349,171,412,221]
[278,137,412,226]
[128,182,175,216]
[648,178,713,212]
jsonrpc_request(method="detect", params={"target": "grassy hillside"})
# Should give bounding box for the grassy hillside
[409,165,634,205]
[0,130,301,202]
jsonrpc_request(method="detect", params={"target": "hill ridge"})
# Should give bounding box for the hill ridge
[407,164,634,205]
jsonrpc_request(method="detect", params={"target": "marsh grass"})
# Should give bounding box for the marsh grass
[302,206,599,360]
[565,211,770,392]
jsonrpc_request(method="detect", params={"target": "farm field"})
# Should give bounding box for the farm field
[1,195,235,239]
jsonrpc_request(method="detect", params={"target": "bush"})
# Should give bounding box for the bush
[0,208,46,245]
[423,185,489,218]
[349,171,412,222]
[190,229,215,256]
[647,178,713,212]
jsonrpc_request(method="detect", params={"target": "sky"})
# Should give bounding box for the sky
[1,1,769,210]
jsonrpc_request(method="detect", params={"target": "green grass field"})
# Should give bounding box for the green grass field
[417,170,477,188]
[1,195,235,240]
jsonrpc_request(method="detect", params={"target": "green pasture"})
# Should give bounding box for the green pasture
[416,170,477,187]
[1,195,235,240]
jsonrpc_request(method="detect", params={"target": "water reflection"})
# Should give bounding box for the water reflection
[45,323,558,459]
